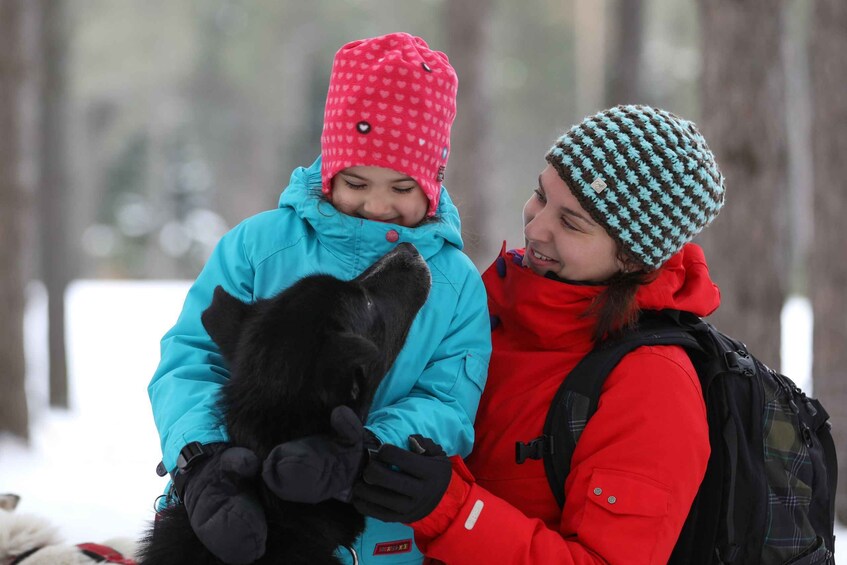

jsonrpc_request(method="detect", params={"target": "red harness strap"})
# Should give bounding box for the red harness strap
[76,543,137,564]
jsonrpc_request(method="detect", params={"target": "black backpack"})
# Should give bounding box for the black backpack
[515,310,838,565]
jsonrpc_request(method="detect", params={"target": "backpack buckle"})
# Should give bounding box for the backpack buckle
[515,436,551,464]
[724,350,756,377]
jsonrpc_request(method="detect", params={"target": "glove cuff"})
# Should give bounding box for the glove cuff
[173,442,228,500]
[408,462,472,540]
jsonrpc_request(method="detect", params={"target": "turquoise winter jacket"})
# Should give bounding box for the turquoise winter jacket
[148,157,491,563]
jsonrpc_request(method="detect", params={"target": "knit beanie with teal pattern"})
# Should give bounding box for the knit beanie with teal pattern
[545,105,726,270]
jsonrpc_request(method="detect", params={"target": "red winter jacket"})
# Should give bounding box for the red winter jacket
[410,243,720,564]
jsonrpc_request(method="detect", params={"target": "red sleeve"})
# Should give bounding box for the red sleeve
[409,346,710,565]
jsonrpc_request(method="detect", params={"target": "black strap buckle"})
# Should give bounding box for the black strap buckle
[724,350,755,377]
[515,436,551,464]
[156,441,212,501]
[176,441,208,472]
[155,441,208,478]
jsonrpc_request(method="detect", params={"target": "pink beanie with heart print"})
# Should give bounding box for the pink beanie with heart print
[320,32,459,217]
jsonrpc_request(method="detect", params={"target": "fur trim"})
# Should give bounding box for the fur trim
[0,511,62,561]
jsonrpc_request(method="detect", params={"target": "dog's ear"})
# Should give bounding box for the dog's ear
[201,286,252,361]
[316,333,381,407]
[316,332,380,379]
[0,494,20,511]
[332,332,380,367]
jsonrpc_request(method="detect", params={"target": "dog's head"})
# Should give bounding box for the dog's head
[201,242,431,449]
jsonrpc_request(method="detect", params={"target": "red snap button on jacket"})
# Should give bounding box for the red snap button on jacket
[386,230,399,243]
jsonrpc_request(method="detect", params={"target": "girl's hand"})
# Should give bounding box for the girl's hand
[262,405,366,503]
[180,445,267,565]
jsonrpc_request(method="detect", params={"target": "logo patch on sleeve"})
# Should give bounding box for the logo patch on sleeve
[372,539,413,555]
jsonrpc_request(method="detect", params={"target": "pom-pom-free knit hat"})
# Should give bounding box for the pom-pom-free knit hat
[321,32,458,217]
[545,104,726,270]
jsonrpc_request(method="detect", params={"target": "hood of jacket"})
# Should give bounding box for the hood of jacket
[483,242,721,352]
[278,156,464,266]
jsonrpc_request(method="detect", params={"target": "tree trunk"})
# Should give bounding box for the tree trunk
[39,0,70,408]
[696,0,789,370]
[445,0,495,267]
[605,0,644,106]
[809,0,847,524]
[0,0,30,440]
[574,0,608,118]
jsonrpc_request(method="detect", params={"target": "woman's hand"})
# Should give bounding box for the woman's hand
[352,435,452,523]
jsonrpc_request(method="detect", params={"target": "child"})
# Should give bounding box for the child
[351,105,727,565]
[148,32,491,565]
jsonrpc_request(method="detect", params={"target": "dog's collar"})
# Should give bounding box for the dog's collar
[343,545,359,565]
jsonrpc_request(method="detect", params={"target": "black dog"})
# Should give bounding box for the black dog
[138,243,431,565]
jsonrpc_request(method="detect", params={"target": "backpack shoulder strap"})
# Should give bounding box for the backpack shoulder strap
[542,311,704,509]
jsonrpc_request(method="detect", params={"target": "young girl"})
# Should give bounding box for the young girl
[351,105,726,565]
[148,33,491,565]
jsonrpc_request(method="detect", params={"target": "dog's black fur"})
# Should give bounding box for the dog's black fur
[138,243,431,565]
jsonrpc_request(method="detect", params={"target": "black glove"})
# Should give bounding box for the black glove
[179,444,267,565]
[352,434,452,523]
[262,405,371,504]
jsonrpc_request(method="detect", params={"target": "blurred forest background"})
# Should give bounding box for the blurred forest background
[1,0,846,521]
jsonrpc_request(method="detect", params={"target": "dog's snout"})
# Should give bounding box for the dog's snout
[394,242,417,255]
[390,243,426,272]
[386,242,421,263]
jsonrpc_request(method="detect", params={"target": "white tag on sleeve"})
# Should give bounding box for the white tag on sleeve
[464,499,485,530]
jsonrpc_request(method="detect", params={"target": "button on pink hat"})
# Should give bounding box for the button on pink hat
[321,32,459,217]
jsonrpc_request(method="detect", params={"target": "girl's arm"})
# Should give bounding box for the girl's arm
[148,222,254,472]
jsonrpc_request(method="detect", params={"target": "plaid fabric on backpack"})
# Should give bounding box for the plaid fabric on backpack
[515,310,838,564]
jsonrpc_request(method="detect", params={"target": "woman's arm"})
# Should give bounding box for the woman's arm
[358,347,709,565]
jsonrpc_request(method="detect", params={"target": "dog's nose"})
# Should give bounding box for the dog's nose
[393,242,418,256]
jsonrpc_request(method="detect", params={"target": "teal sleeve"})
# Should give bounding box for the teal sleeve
[366,270,491,457]
[147,224,255,472]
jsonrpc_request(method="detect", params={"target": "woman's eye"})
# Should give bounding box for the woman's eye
[533,188,546,203]
[344,180,366,190]
[560,217,579,231]
[393,186,415,193]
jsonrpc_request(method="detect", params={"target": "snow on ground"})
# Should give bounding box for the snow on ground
[0,280,190,543]
[0,281,844,558]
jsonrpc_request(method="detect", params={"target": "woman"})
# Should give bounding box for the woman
[351,104,726,564]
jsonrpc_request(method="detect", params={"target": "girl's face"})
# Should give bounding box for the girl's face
[522,165,623,283]
[331,166,428,228]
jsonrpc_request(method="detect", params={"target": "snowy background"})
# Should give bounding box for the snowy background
[0,281,843,559]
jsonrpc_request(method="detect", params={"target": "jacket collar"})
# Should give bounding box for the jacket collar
[278,157,463,268]
[483,242,721,352]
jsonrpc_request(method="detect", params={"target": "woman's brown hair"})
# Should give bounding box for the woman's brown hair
[586,251,657,343]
